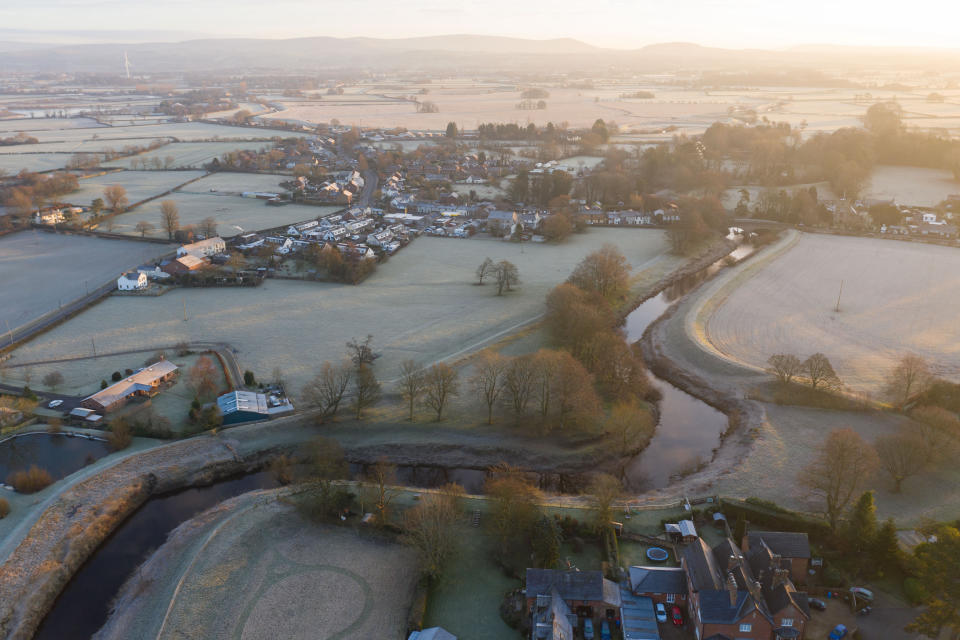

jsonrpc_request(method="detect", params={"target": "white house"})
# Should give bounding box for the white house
[366,230,394,247]
[178,237,226,258]
[323,227,349,242]
[117,271,148,291]
[136,265,170,280]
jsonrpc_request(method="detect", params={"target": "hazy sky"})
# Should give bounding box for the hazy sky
[2,0,959,49]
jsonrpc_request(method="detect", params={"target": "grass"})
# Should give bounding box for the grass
[752,380,868,411]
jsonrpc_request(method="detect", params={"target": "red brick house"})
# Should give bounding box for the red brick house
[524,569,621,623]
[743,531,811,585]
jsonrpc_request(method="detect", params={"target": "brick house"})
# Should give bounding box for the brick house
[743,532,811,585]
[525,569,621,623]
[628,566,687,607]
[682,537,809,640]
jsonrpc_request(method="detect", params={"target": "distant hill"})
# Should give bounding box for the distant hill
[1,34,959,74]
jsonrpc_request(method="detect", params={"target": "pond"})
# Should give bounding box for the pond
[0,432,110,487]
[35,472,279,640]
[621,234,755,490]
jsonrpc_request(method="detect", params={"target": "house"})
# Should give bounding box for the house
[162,254,205,275]
[628,566,687,606]
[117,271,148,291]
[81,361,179,413]
[137,265,170,280]
[408,628,457,640]
[323,227,349,243]
[530,588,577,640]
[366,229,394,247]
[35,209,65,225]
[178,237,226,258]
[216,390,294,425]
[525,569,622,622]
[683,536,809,640]
[743,532,811,584]
[286,220,319,236]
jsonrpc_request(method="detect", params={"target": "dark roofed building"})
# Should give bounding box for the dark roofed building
[744,532,811,584]
[628,566,687,606]
[525,569,621,623]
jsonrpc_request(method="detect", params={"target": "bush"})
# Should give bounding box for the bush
[8,465,54,493]
[100,380,108,390]
[111,371,123,382]
[243,370,257,386]
[0,497,9,518]
[107,419,133,451]
[903,577,927,605]
[22,386,37,401]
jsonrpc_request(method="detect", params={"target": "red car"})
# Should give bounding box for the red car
[671,605,683,626]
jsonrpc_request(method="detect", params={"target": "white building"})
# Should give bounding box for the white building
[117,271,148,291]
[178,237,226,258]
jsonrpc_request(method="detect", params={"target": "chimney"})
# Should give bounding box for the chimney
[772,567,789,589]
[726,574,738,607]
[727,553,739,572]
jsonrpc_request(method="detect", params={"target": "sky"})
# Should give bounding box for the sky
[2,0,960,50]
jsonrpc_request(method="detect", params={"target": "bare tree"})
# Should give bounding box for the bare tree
[494,260,519,295]
[103,185,129,213]
[475,257,494,285]
[163,155,175,169]
[423,363,459,421]
[226,252,246,273]
[159,200,180,240]
[884,354,932,410]
[301,361,352,420]
[470,350,509,424]
[568,243,632,300]
[504,355,536,419]
[199,216,218,238]
[799,428,879,529]
[134,220,154,237]
[803,353,840,390]
[606,400,655,451]
[367,457,398,526]
[346,335,380,371]
[589,473,623,534]
[767,354,802,385]
[41,371,64,391]
[189,355,219,398]
[875,428,929,492]
[400,483,464,580]
[531,350,560,421]
[398,360,426,421]
[911,406,960,463]
[352,366,381,419]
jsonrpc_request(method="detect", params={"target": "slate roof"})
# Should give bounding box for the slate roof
[746,532,811,559]
[681,538,724,591]
[628,566,687,595]
[698,589,755,624]
[525,569,621,606]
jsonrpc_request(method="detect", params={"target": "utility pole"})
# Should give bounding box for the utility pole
[834,280,844,312]
[91,337,96,357]
[4,318,12,347]
[183,299,187,322]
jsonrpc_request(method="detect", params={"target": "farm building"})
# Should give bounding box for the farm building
[216,390,294,425]
[117,271,148,291]
[162,254,205,275]
[81,361,179,413]
[178,237,226,258]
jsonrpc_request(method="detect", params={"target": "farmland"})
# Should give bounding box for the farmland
[0,230,171,333]
[102,141,275,169]
[67,169,206,207]
[863,164,959,207]
[702,233,960,395]
[95,490,418,640]
[10,229,671,393]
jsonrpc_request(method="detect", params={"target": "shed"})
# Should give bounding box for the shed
[619,588,660,640]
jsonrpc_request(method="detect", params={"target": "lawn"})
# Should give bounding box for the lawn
[11,228,670,394]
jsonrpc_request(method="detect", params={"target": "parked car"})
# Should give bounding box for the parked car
[828,624,848,640]
[655,603,667,623]
[47,399,62,408]
[671,605,683,626]
[600,620,611,640]
[808,597,827,611]
[583,619,594,640]
[850,587,874,601]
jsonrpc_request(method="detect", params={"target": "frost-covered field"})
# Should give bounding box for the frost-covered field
[103,141,274,169]
[0,153,77,173]
[705,233,960,394]
[0,117,105,132]
[0,230,171,332]
[0,121,309,146]
[13,229,669,391]
[113,193,337,238]
[68,170,206,206]
[863,165,959,207]
[180,171,291,194]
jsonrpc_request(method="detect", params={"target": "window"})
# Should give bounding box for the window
[666,594,675,603]
[781,618,794,627]
[739,623,752,632]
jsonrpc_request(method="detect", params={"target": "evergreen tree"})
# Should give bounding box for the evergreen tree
[846,491,878,555]
[872,518,902,573]
[531,515,563,569]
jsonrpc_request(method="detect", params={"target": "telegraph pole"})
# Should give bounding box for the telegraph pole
[183,300,188,322]
[834,280,844,312]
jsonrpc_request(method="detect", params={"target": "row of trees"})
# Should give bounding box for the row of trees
[475,257,519,294]
[767,352,842,390]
